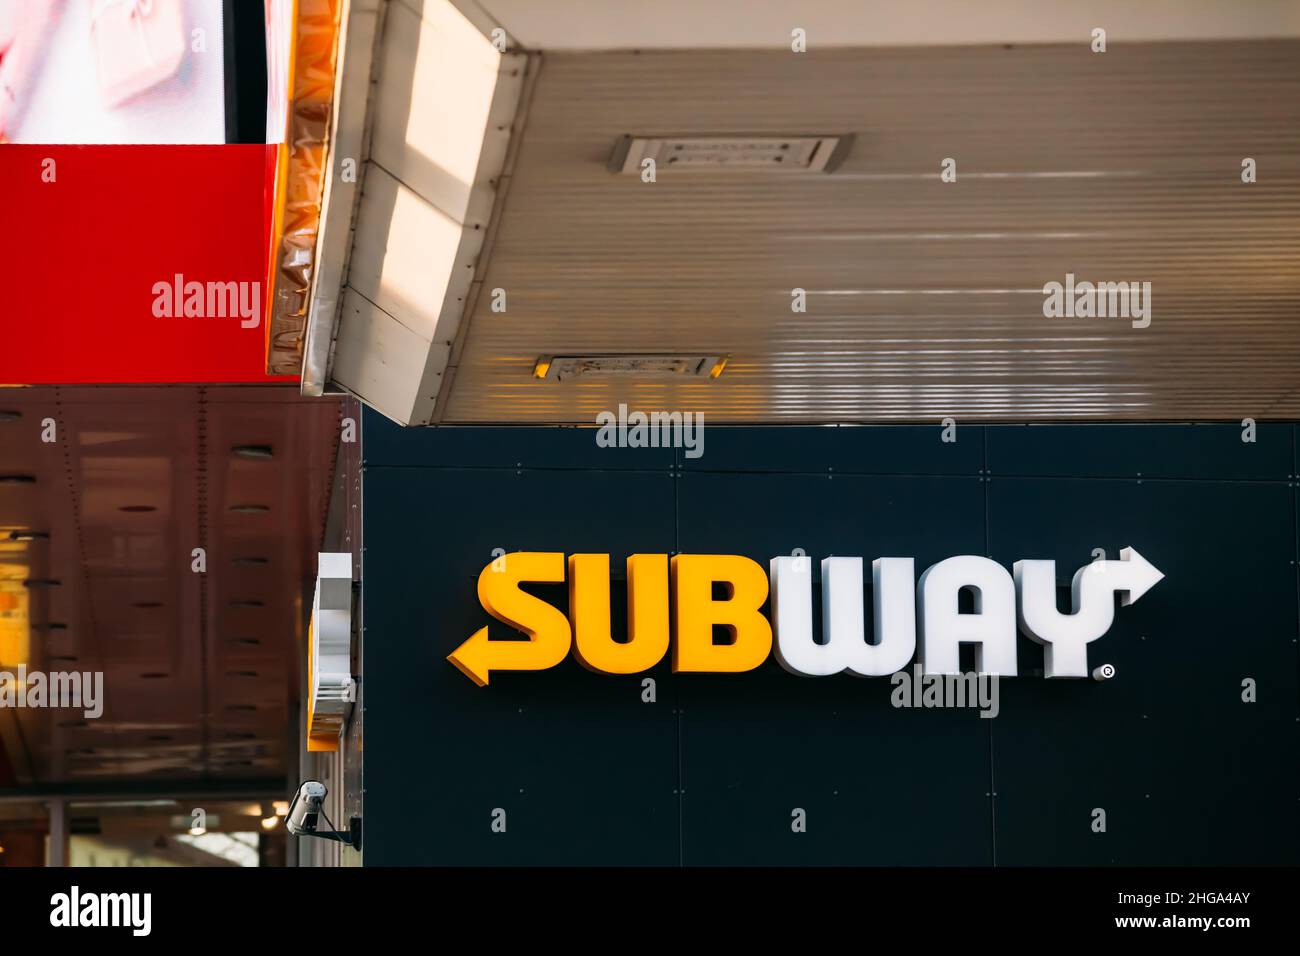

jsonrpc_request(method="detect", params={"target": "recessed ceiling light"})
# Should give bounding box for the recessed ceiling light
[119,505,156,513]
[232,444,274,459]
[230,504,270,514]
[609,134,852,173]
[8,530,49,542]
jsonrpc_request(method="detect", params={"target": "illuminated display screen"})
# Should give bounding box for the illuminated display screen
[0,0,231,144]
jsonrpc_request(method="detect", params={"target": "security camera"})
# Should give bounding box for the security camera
[286,780,328,836]
[285,780,361,850]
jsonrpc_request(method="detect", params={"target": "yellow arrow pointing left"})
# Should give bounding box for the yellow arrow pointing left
[447,552,572,686]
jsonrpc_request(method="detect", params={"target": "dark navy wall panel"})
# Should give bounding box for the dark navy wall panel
[361,409,1300,866]
[363,465,679,865]
[677,424,982,475]
[988,477,1299,864]
[675,472,991,864]
[986,423,1293,480]
[364,414,675,470]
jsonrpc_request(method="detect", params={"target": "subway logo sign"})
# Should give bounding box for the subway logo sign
[447,550,1163,686]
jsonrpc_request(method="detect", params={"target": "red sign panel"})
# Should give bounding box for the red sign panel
[0,144,293,384]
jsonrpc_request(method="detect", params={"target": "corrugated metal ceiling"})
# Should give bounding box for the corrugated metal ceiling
[436,40,1300,422]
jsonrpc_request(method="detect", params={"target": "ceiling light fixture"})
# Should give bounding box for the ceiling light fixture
[609,134,852,173]
[533,354,727,382]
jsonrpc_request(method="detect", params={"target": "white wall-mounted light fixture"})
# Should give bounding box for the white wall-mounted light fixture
[307,552,356,752]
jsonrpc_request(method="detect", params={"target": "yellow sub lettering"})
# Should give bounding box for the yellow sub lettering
[671,554,772,673]
[570,553,670,674]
